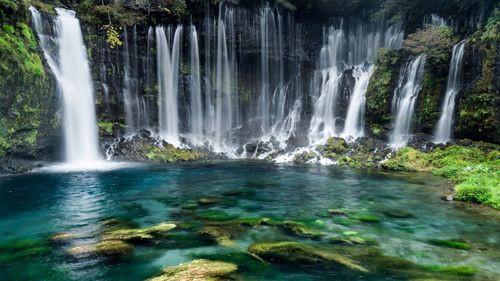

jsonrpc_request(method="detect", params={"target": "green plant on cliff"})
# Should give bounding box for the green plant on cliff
[403,26,457,132]
[383,145,500,209]
[366,48,399,126]
[139,143,206,163]
[456,9,499,143]
[0,1,52,157]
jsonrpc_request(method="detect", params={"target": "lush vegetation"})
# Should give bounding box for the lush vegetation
[366,48,400,130]
[456,8,499,143]
[383,145,500,209]
[0,0,55,158]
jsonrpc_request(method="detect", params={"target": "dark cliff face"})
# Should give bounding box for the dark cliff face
[0,0,498,172]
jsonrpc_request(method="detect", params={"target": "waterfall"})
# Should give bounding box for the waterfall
[309,22,404,144]
[434,41,465,143]
[122,27,136,134]
[189,26,203,143]
[389,54,427,148]
[30,7,101,163]
[156,26,182,147]
[214,6,233,148]
[341,66,373,140]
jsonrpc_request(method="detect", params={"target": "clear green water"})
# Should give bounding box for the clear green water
[0,161,499,281]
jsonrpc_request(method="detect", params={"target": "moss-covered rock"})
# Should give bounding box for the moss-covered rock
[0,1,56,162]
[382,144,500,209]
[382,147,433,172]
[147,259,237,281]
[456,11,499,143]
[248,241,369,272]
[0,238,51,262]
[67,240,133,257]
[366,48,401,128]
[102,222,177,242]
[198,225,241,248]
[419,265,477,276]
[427,239,471,250]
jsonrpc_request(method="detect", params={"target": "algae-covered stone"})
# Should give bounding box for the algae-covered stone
[68,240,133,256]
[248,241,368,272]
[103,222,177,242]
[49,233,78,243]
[427,239,471,250]
[383,210,416,219]
[351,213,382,223]
[0,238,51,262]
[198,197,219,205]
[198,225,242,248]
[420,265,477,276]
[279,221,325,239]
[147,259,237,281]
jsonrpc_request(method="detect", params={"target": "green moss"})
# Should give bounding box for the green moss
[102,222,177,242]
[383,145,500,209]
[0,3,52,158]
[0,238,51,262]
[248,241,369,272]
[68,240,133,257]
[382,147,432,172]
[366,48,400,126]
[457,10,499,143]
[147,259,237,281]
[427,239,471,250]
[420,265,477,276]
[140,142,206,163]
[98,121,114,135]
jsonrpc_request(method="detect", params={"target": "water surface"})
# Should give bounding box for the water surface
[1,161,499,280]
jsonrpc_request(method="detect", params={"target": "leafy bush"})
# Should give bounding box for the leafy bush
[383,145,500,209]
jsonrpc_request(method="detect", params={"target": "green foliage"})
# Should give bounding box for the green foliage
[403,26,456,70]
[0,3,53,158]
[420,265,478,276]
[142,143,206,163]
[457,9,499,143]
[102,24,122,49]
[98,121,114,136]
[427,239,471,250]
[382,147,432,172]
[366,48,400,125]
[383,145,500,209]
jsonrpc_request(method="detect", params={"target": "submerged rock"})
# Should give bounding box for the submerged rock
[383,210,416,219]
[49,232,78,243]
[248,241,368,273]
[427,239,471,250]
[68,240,133,257]
[147,259,237,281]
[198,225,242,248]
[0,238,51,262]
[279,221,325,239]
[102,222,177,242]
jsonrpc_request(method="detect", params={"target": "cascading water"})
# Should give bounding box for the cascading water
[189,26,204,143]
[30,7,101,164]
[389,54,427,148]
[341,66,373,140]
[214,6,234,149]
[156,26,182,147]
[434,41,465,144]
[309,22,404,144]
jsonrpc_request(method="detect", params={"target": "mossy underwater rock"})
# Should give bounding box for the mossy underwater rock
[0,238,51,262]
[67,240,133,257]
[147,259,238,281]
[198,225,242,248]
[248,241,368,273]
[427,239,471,250]
[102,222,177,242]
